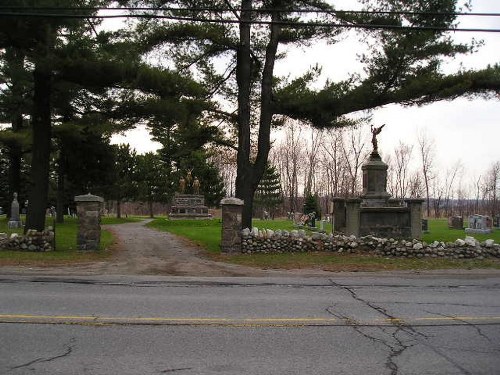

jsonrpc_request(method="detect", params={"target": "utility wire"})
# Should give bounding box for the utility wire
[0,6,499,17]
[0,11,499,33]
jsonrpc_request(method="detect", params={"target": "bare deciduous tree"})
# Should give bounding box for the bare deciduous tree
[393,141,413,199]
[417,130,436,217]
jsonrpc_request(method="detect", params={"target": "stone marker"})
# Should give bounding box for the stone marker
[448,216,464,230]
[494,215,500,228]
[466,214,492,234]
[220,197,244,253]
[421,218,429,233]
[8,193,22,229]
[75,193,104,251]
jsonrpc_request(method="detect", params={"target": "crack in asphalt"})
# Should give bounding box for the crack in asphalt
[328,280,481,375]
[9,337,75,371]
[327,281,416,375]
[161,367,193,373]
[423,310,497,346]
[326,304,414,375]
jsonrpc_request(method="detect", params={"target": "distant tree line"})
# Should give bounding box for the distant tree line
[212,121,500,219]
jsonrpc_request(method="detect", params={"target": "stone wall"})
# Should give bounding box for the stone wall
[0,230,54,252]
[241,228,500,259]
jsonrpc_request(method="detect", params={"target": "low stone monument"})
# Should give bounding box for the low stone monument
[75,193,104,251]
[421,218,429,233]
[494,215,500,228]
[448,216,464,230]
[220,197,244,253]
[169,172,211,220]
[331,125,424,239]
[8,193,22,229]
[466,214,493,234]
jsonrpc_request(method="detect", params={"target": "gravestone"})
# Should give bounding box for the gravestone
[448,216,464,230]
[421,219,429,233]
[494,215,500,228]
[8,193,22,229]
[465,214,492,234]
[75,193,104,251]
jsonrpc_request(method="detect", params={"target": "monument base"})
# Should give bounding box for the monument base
[169,194,211,220]
[8,220,22,229]
[465,228,492,234]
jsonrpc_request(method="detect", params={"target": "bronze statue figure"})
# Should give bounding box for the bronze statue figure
[193,177,200,195]
[371,124,385,152]
[179,176,186,194]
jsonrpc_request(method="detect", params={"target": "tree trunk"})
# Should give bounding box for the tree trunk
[56,148,65,223]
[25,65,52,232]
[148,199,154,218]
[234,0,254,229]
[117,200,122,219]
[8,137,22,218]
[235,0,281,229]
[7,49,26,218]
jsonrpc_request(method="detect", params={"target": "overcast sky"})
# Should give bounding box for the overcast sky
[111,0,500,179]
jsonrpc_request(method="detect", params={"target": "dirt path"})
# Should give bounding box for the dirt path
[97,220,271,276]
[1,220,272,277]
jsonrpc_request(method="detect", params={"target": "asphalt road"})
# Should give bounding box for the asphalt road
[1,273,499,374]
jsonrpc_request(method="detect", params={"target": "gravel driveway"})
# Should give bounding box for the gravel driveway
[0,220,271,277]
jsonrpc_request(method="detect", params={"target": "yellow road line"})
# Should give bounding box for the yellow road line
[1,314,499,327]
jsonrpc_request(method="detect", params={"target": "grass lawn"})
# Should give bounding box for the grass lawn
[0,216,140,266]
[147,218,223,254]
[422,218,500,243]
[148,217,500,271]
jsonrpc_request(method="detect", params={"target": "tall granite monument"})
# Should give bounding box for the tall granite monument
[8,193,22,229]
[332,125,424,239]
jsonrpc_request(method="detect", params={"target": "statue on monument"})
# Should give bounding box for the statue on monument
[370,124,385,153]
[185,169,193,185]
[193,177,200,195]
[179,176,186,194]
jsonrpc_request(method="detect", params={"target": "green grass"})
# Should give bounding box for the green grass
[422,218,500,243]
[0,215,139,265]
[147,218,222,254]
[148,217,500,271]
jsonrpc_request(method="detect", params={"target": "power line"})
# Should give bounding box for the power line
[0,11,499,33]
[0,6,499,17]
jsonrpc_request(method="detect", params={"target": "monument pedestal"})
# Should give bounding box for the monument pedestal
[169,194,211,220]
[332,151,424,239]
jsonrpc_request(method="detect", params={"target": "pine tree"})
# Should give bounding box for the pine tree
[124,0,500,229]
[303,193,321,221]
[254,164,283,219]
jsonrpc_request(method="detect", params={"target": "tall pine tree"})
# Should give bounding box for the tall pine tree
[254,164,283,219]
[121,0,500,229]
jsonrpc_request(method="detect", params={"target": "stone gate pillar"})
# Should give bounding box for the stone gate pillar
[405,198,425,239]
[345,198,362,237]
[75,193,104,251]
[220,197,244,253]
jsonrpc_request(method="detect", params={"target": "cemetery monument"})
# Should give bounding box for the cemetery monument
[8,193,22,229]
[169,172,211,220]
[466,214,493,234]
[332,125,424,239]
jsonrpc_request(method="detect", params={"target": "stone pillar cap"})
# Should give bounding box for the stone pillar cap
[221,197,244,206]
[75,193,104,203]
